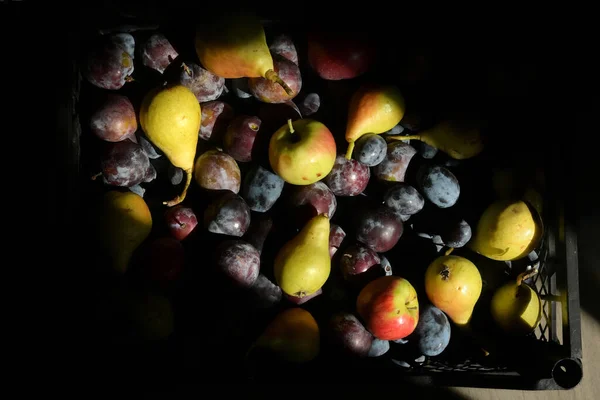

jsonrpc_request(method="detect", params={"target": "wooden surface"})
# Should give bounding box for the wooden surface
[452,310,600,399]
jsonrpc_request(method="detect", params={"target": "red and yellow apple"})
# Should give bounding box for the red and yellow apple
[269,119,337,185]
[356,276,419,340]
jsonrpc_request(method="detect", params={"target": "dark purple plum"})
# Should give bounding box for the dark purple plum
[411,304,451,356]
[250,274,282,308]
[355,206,404,252]
[329,224,346,258]
[269,34,298,65]
[329,312,374,357]
[223,116,261,162]
[244,215,273,254]
[194,150,241,193]
[100,139,152,187]
[90,94,137,142]
[374,142,417,182]
[248,54,302,103]
[339,243,381,280]
[179,62,225,102]
[241,165,284,212]
[353,134,387,167]
[83,35,134,90]
[324,155,370,196]
[289,181,337,218]
[420,142,439,159]
[383,183,425,215]
[440,219,472,248]
[368,339,390,357]
[215,240,260,287]
[204,191,251,237]
[199,101,234,142]
[417,165,460,208]
[298,93,320,116]
[140,33,178,74]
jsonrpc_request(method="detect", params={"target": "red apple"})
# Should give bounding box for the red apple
[165,206,198,241]
[269,119,337,185]
[307,32,375,80]
[356,276,419,341]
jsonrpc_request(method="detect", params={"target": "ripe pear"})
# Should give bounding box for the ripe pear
[387,119,483,160]
[469,199,542,261]
[274,214,331,297]
[345,84,405,159]
[250,307,320,363]
[195,12,293,96]
[140,85,201,206]
[490,272,541,335]
[100,191,152,274]
[425,255,482,326]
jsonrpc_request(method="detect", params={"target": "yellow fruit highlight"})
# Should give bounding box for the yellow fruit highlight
[100,191,152,274]
[140,85,201,206]
[469,199,542,261]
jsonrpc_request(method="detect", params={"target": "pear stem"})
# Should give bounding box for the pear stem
[387,135,421,142]
[164,168,192,207]
[445,247,455,256]
[265,69,294,96]
[125,76,135,83]
[287,119,294,134]
[516,269,538,287]
[345,142,355,160]
[182,62,192,77]
[91,172,102,181]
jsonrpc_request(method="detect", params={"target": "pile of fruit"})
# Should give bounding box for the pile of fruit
[81,12,547,377]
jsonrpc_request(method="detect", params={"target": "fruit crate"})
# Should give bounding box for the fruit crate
[61,5,583,390]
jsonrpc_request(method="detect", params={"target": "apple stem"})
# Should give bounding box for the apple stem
[345,142,355,160]
[265,69,294,96]
[387,135,421,142]
[164,168,192,207]
[516,269,538,287]
[287,119,294,134]
[445,247,455,256]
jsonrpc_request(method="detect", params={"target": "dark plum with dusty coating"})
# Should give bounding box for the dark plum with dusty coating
[269,34,298,65]
[215,240,260,287]
[250,274,282,308]
[289,181,337,218]
[83,35,134,90]
[329,224,346,258]
[204,191,251,237]
[411,304,451,356]
[329,312,374,357]
[324,155,370,196]
[353,134,387,167]
[383,183,425,215]
[299,93,320,116]
[140,33,178,74]
[199,101,234,142]
[100,139,152,187]
[248,54,302,103]
[355,206,404,252]
[339,243,381,280]
[223,116,261,162]
[194,150,241,193]
[374,142,417,182]
[179,62,225,102]
[90,94,137,142]
[441,219,472,248]
[417,165,460,208]
[241,165,285,212]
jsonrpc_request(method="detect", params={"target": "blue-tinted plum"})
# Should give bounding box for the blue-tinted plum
[353,134,387,167]
[411,304,451,356]
[204,191,251,237]
[241,165,284,213]
[368,339,390,357]
[420,143,439,159]
[417,165,460,208]
[383,183,425,215]
[355,206,404,252]
[324,155,370,196]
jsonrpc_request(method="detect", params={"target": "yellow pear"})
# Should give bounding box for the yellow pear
[490,271,541,335]
[140,84,201,206]
[388,119,483,160]
[250,307,320,363]
[425,255,482,326]
[469,199,542,261]
[100,191,152,274]
[274,214,331,297]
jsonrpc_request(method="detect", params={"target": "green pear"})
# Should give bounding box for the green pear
[273,214,331,297]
